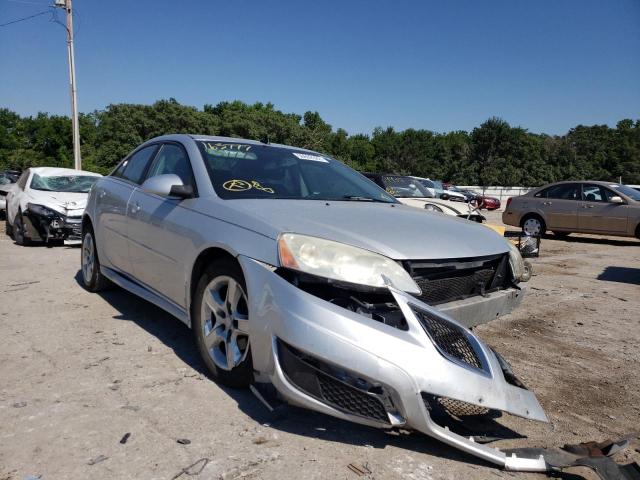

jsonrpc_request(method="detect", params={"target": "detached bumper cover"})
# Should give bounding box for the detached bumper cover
[240,256,550,471]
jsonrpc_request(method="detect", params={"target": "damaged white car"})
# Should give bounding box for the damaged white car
[81,135,552,472]
[5,167,102,246]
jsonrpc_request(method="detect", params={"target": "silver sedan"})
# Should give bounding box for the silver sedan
[81,135,546,471]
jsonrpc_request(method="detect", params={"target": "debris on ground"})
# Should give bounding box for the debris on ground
[12,401,27,408]
[170,458,209,480]
[119,432,131,444]
[347,463,372,476]
[87,454,108,466]
[176,438,191,445]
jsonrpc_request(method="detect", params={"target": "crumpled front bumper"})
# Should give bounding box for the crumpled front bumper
[240,256,550,472]
[23,209,82,241]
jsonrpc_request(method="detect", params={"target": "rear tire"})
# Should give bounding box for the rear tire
[521,214,546,237]
[81,227,110,292]
[192,258,253,388]
[13,211,30,246]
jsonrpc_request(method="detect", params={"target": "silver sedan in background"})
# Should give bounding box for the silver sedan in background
[81,135,547,471]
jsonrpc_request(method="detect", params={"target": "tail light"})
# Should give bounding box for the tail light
[506,197,512,208]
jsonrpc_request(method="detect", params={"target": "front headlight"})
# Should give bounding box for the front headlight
[507,241,530,282]
[27,203,58,217]
[278,233,421,294]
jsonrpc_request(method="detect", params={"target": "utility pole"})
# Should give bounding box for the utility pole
[55,0,81,170]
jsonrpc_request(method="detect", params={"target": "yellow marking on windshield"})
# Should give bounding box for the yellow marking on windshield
[222,179,274,194]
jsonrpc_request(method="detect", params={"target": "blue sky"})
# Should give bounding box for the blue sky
[1,0,639,135]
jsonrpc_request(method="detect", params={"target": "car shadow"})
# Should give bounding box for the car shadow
[72,270,510,469]
[549,234,639,247]
[597,266,640,286]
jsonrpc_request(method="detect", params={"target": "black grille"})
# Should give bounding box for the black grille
[434,396,489,416]
[413,308,482,369]
[277,340,390,424]
[316,372,389,422]
[407,254,509,305]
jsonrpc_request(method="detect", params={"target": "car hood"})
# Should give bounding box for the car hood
[211,199,509,260]
[27,190,89,216]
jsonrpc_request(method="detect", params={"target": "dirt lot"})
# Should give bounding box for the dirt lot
[1,213,639,480]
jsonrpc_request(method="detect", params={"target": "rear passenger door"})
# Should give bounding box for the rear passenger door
[578,184,628,233]
[127,142,198,306]
[96,144,158,275]
[537,183,580,230]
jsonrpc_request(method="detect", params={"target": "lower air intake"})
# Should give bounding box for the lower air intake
[277,339,390,424]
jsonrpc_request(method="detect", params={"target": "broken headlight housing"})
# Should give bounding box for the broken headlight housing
[278,233,421,294]
[507,241,530,282]
[27,203,58,217]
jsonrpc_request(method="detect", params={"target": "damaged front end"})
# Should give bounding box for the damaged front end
[23,203,82,243]
[241,251,555,473]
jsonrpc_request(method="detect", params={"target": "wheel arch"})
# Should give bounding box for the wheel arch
[520,212,546,231]
[187,246,243,324]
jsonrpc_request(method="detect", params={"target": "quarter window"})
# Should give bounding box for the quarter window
[113,145,158,184]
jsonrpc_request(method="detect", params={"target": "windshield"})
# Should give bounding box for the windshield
[380,175,433,198]
[613,184,640,201]
[30,174,99,193]
[197,141,396,202]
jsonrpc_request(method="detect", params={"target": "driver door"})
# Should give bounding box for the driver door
[126,142,198,306]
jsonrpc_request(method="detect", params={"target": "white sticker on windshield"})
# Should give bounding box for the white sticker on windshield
[292,152,329,163]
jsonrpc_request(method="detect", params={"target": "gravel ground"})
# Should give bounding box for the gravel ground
[1,213,639,480]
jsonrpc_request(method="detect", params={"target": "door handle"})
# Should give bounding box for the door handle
[543,201,553,206]
[582,205,594,209]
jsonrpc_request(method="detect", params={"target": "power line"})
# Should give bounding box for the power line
[0,8,51,27]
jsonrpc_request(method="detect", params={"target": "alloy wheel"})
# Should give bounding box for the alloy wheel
[82,232,95,285]
[201,276,250,371]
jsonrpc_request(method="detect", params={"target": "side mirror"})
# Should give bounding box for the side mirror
[141,174,192,198]
[610,195,624,204]
[440,193,450,200]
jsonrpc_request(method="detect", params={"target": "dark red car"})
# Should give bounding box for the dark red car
[474,194,501,210]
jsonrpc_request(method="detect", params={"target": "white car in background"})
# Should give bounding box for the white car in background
[5,167,102,246]
[0,175,16,216]
[416,177,466,202]
[364,173,485,222]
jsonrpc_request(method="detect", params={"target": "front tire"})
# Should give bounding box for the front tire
[5,217,13,238]
[13,211,30,246]
[81,227,110,292]
[193,259,253,388]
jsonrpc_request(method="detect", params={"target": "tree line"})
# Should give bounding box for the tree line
[1,99,639,186]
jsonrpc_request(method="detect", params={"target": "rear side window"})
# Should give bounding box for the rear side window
[537,184,580,200]
[145,143,195,188]
[113,145,158,184]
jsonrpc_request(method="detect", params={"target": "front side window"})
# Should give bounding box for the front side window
[145,143,195,188]
[381,175,433,198]
[114,145,158,184]
[30,174,99,193]
[197,141,396,202]
[582,184,605,202]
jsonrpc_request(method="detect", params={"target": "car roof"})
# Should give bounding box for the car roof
[147,134,325,156]
[28,167,102,177]
[539,180,625,188]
